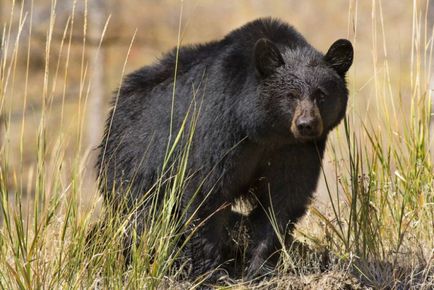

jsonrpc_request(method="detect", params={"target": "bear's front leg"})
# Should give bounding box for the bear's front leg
[185,196,233,282]
[245,144,323,279]
[245,204,306,279]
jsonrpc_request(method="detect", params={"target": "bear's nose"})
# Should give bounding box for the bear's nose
[296,118,315,136]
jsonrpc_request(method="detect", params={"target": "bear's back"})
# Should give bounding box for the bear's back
[120,18,310,98]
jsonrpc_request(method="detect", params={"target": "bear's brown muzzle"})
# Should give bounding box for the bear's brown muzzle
[291,100,323,140]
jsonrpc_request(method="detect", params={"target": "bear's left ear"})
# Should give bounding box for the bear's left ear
[324,39,353,77]
[254,38,285,78]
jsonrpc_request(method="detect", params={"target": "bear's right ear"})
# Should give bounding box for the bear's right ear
[254,38,284,78]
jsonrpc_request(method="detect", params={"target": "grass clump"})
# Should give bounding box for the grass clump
[0,0,433,289]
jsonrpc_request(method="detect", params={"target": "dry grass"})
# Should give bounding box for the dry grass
[0,0,433,289]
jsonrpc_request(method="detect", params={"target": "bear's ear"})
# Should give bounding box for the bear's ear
[324,39,353,77]
[254,38,284,78]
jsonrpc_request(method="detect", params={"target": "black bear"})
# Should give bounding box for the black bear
[97,18,353,280]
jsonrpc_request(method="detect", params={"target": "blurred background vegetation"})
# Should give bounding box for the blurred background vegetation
[0,1,433,288]
[1,0,429,200]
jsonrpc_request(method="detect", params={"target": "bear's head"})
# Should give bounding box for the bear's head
[254,38,353,143]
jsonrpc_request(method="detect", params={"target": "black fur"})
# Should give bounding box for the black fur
[96,17,353,280]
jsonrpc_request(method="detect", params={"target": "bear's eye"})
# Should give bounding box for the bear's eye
[314,89,327,104]
[318,92,326,103]
[287,92,297,99]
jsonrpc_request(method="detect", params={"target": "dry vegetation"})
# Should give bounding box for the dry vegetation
[0,0,433,289]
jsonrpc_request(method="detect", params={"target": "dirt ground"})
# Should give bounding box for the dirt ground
[161,270,365,289]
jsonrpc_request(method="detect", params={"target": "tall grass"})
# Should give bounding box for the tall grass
[0,0,433,289]
[307,0,434,288]
[0,0,195,288]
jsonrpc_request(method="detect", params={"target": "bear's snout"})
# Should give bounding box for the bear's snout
[291,101,323,140]
[296,116,317,136]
